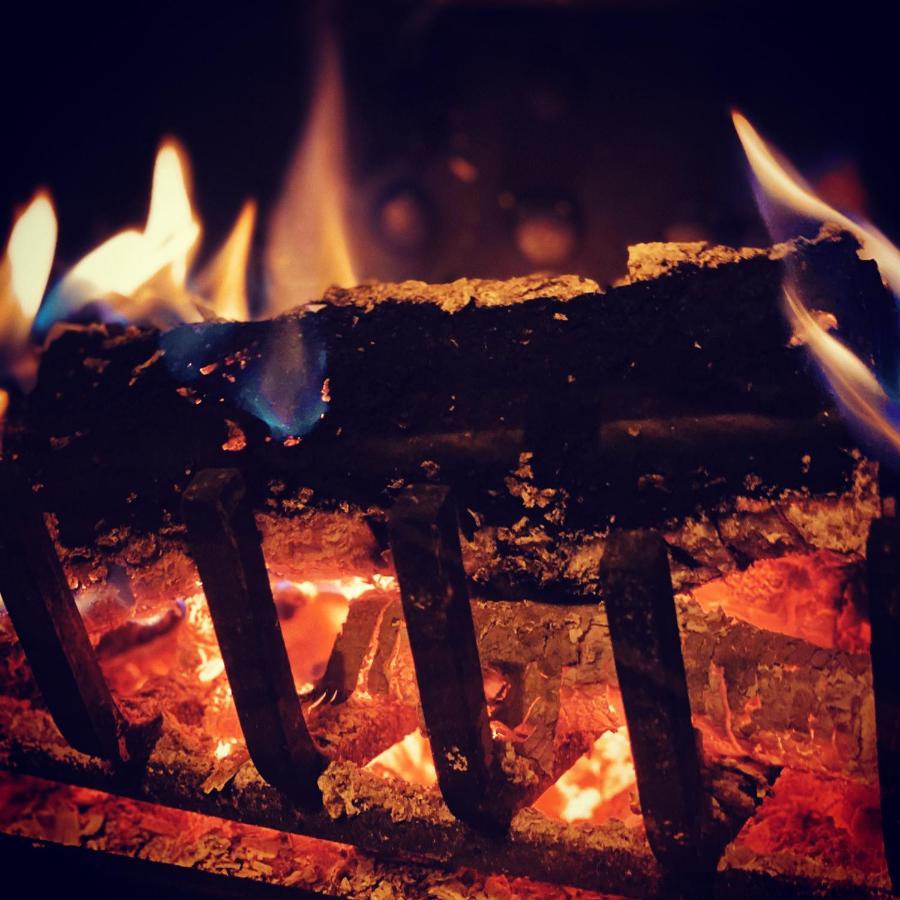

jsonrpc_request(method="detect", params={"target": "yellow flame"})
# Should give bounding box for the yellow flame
[52,139,202,327]
[196,200,256,321]
[3,191,58,321]
[265,31,357,311]
[0,192,57,388]
[732,110,900,295]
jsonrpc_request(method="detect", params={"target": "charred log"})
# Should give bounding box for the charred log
[3,229,890,547]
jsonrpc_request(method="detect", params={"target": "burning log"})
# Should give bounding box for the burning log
[0,664,881,898]
[0,493,881,892]
[0,218,891,894]
[4,228,891,550]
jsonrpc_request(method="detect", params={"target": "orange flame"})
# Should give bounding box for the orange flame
[5,36,357,367]
[0,388,8,455]
[195,201,257,322]
[40,139,202,331]
[1,191,57,322]
[264,31,357,312]
[30,140,264,339]
[733,111,900,455]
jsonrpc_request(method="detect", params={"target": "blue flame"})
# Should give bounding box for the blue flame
[33,278,120,339]
[160,316,328,441]
[234,318,328,439]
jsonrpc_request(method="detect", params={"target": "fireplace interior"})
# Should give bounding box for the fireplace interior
[2,2,900,898]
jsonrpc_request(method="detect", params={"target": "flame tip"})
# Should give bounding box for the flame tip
[28,187,55,207]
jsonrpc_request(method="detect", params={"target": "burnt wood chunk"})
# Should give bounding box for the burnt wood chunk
[387,484,509,832]
[316,592,395,703]
[865,514,900,892]
[600,529,713,882]
[182,468,324,806]
[0,468,159,762]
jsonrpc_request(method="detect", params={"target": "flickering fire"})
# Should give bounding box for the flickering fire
[0,26,359,403]
[0,191,57,389]
[265,30,357,312]
[194,200,257,322]
[733,111,900,294]
[1,191,57,327]
[733,111,900,457]
[37,140,203,332]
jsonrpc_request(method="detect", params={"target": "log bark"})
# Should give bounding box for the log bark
[3,229,889,546]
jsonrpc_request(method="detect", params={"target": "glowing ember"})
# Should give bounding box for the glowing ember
[214,737,237,760]
[197,655,226,684]
[692,549,869,653]
[0,771,611,898]
[532,726,640,828]
[734,769,887,877]
[366,722,642,832]
[92,571,399,746]
[274,579,355,689]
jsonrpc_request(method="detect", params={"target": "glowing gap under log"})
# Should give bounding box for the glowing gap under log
[182,467,324,807]
[0,467,160,763]
[387,483,511,833]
